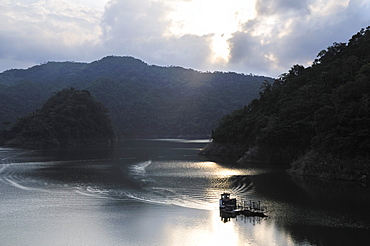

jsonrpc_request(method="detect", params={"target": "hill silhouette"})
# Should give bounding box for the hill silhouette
[0,56,270,138]
[3,88,115,148]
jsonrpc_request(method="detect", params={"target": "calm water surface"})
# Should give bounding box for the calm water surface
[0,139,369,246]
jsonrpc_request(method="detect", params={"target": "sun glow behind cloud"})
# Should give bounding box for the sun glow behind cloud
[166,0,257,64]
[1,0,370,77]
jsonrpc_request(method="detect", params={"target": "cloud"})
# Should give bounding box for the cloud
[101,0,170,40]
[227,0,370,76]
[99,0,214,69]
[0,0,104,70]
[0,0,213,72]
[255,0,310,16]
[0,0,370,77]
[1,1,102,43]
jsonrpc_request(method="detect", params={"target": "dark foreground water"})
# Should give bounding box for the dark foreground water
[1,139,369,246]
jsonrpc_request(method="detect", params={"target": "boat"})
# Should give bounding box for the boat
[219,192,237,211]
[219,192,267,220]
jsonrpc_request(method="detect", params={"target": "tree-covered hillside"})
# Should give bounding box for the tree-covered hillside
[0,57,270,137]
[2,88,115,148]
[205,27,370,181]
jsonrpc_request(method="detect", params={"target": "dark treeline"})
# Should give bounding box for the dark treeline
[206,27,370,181]
[0,57,270,138]
[1,88,115,148]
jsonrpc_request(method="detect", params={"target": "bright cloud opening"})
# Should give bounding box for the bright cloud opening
[166,0,257,63]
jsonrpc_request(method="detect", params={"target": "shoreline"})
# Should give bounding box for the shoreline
[200,142,369,183]
[288,150,369,183]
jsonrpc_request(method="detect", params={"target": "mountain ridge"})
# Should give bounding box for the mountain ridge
[0,56,271,138]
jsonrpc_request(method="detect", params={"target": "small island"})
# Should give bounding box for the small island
[1,88,115,148]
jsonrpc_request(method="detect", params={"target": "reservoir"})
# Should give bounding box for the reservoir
[0,139,369,245]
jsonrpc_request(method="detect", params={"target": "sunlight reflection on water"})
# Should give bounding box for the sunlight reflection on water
[1,140,369,246]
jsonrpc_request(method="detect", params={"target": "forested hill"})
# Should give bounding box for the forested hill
[205,27,370,181]
[3,88,115,148]
[0,56,271,137]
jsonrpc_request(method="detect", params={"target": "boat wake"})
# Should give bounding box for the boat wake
[0,149,52,192]
[129,160,152,179]
[110,160,255,210]
[0,148,256,211]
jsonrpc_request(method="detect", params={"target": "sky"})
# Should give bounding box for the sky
[1,0,370,78]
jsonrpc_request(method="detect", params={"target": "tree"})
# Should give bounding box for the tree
[4,88,115,148]
[210,26,370,166]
